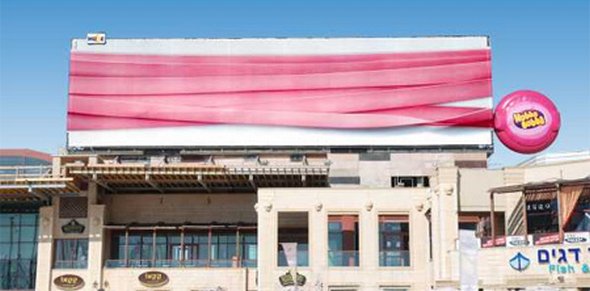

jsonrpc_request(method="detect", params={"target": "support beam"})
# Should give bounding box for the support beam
[27,187,48,201]
[490,192,496,245]
[145,174,164,193]
[197,174,211,193]
[249,175,257,191]
[556,183,563,242]
[91,173,116,193]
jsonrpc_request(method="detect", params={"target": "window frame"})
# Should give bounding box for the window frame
[378,214,411,267]
[53,238,89,269]
[277,211,310,268]
[327,213,360,268]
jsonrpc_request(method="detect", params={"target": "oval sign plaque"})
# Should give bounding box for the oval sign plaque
[138,271,169,288]
[54,274,85,291]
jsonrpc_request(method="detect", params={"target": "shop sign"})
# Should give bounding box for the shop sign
[509,252,530,271]
[506,235,533,248]
[138,271,169,288]
[494,90,560,154]
[480,236,506,248]
[61,219,85,234]
[526,200,554,213]
[54,274,84,290]
[510,247,590,275]
[278,271,306,287]
[532,233,560,245]
[563,232,590,244]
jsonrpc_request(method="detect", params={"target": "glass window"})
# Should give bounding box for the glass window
[328,215,359,267]
[566,193,590,232]
[0,212,39,289]
[391,176,429,188]
[526,199,558,233]
[379,215,410,267]
[108,228,257,268]
[241,232,257,267]
[54,239,88,269]
[278,212,309,267]
[210,232,236,267]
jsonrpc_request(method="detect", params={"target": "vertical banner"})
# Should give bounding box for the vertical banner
[459,230,479,291]
[281,243,298,267]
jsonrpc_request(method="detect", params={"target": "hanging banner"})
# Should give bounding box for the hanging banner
[280,242,298,268]
[532,233,560,245]
[459,230,479,290]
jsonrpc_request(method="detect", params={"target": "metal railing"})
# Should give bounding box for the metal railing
[104,258,256,268]
[379,250,410,267]
[53,260,87,269]
[277,250,309,267]
[0,165,53,181]
[328,250,359,267]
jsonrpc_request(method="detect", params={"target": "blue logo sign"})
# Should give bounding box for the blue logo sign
[510,252,531,271]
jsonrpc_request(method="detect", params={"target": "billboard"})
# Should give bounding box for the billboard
[67,37,493,148]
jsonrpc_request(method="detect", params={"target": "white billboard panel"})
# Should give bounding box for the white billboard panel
[67,37,492,148]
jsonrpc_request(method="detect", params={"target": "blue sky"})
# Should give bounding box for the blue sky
[0,0,588,167]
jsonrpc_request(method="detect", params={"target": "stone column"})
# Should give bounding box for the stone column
[361,198,379,291]
[431,167,460,284]
[86,182,106,290]
[256,189,276,291]
[309,198,327,289]
[35,206,55,291]
[87,204,105,290]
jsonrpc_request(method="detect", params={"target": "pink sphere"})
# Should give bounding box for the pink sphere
[494,90,560,154]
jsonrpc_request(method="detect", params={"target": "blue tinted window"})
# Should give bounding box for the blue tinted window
[0,212,39,288]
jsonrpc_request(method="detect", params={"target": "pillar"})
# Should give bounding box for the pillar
[35,206,54,291]
[256,189,276,291]
[87,182,106,290]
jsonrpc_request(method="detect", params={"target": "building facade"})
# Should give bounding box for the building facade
[0,149,588,291]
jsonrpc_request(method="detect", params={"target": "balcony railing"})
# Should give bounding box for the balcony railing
[0,165,53,180]
[277,250,309,267]
[53,260,87,269]
[104,259,256,268]
[379,250,410,267]
[328,250,359,267]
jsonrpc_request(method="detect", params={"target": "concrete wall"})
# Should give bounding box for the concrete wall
[458,168,504,212]
[105,193,257,224]
[522,160,590,182]
[328,151,487,187]
[102,268,257,291]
